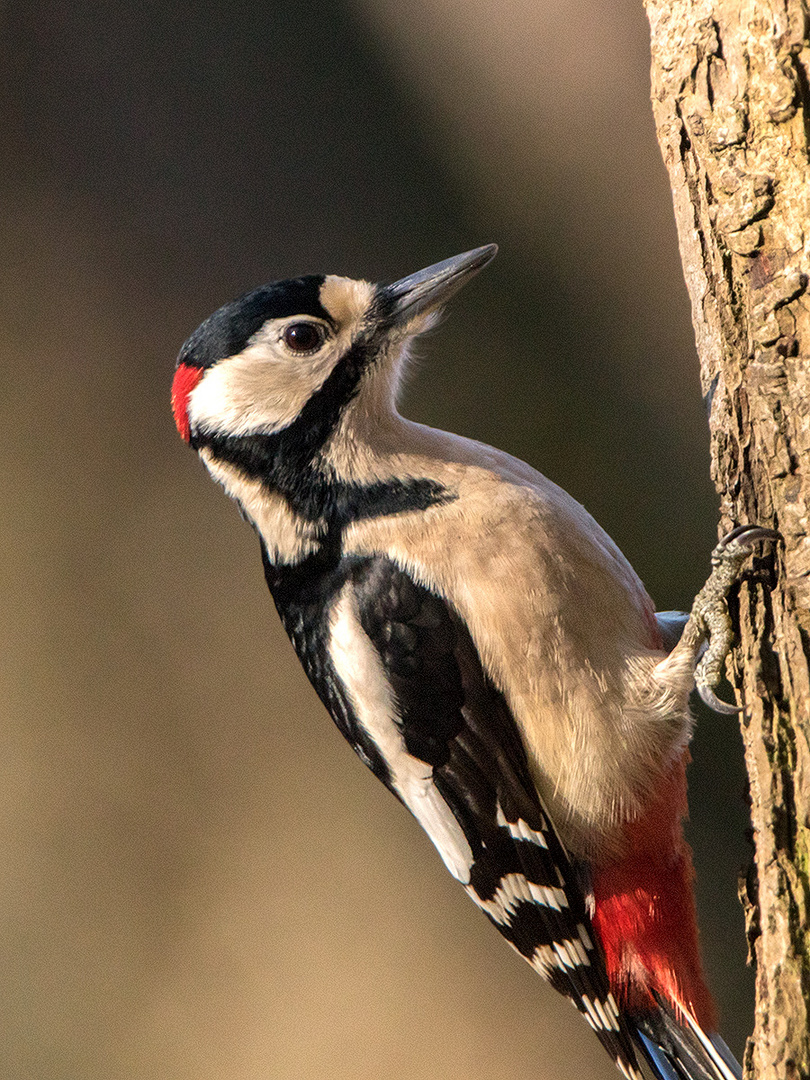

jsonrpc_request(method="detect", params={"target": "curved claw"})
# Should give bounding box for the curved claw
[697,682,741,715]
[712,525,781,562]
[688,523,779,716]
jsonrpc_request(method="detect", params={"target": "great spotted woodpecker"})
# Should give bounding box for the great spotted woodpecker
[172,246,772,1080]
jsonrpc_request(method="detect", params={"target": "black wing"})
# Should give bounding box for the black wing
[351,558,642,1076]
[267,548,642,1078]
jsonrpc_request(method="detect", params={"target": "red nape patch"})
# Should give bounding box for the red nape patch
[172,363,204,442]
[591,754,718,1031]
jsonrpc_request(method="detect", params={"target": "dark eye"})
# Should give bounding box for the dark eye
[282,321,326,354]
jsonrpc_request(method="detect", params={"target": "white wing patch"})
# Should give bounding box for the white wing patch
[580,993,621,1032]
[329,584,474,884]
[495,801,548,848]
[529,935,592,981]
[466,872,569,924]
[617,1056,644,1080]
[557,936,592,968]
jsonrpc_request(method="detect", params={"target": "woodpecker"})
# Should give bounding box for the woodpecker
[173,246,770,1080]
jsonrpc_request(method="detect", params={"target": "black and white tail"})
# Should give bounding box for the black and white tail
[631,995,742,1080]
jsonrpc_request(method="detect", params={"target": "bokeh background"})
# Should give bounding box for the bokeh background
[1,2,755,1077]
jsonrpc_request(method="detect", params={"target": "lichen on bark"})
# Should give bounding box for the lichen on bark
[645,2,810,1077]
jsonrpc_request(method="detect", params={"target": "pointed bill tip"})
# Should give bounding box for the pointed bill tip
[383,244,498,323]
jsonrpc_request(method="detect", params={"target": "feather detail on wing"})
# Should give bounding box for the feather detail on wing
[341,557,644,1076]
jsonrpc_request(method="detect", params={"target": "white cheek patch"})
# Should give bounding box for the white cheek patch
[328,585,474,884]
[188,346,339,438]
[187,279,375,440]
[185,279,384,444]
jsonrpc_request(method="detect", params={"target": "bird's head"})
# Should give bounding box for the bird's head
[171,245,497,454]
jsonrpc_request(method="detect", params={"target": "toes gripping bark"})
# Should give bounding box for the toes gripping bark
[688,526,780,714]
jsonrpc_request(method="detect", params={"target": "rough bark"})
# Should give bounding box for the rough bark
[645,3,810,1077]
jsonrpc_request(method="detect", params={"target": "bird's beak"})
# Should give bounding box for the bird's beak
[382,245,498,325]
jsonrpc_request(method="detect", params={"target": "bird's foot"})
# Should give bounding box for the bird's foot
[690,525,780,714]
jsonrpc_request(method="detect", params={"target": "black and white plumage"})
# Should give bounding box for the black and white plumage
[172,247,745,1080]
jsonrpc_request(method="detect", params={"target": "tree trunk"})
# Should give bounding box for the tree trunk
[644,3,810,1078]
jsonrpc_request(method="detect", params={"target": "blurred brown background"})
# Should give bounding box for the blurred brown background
[1,2,754,1077]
